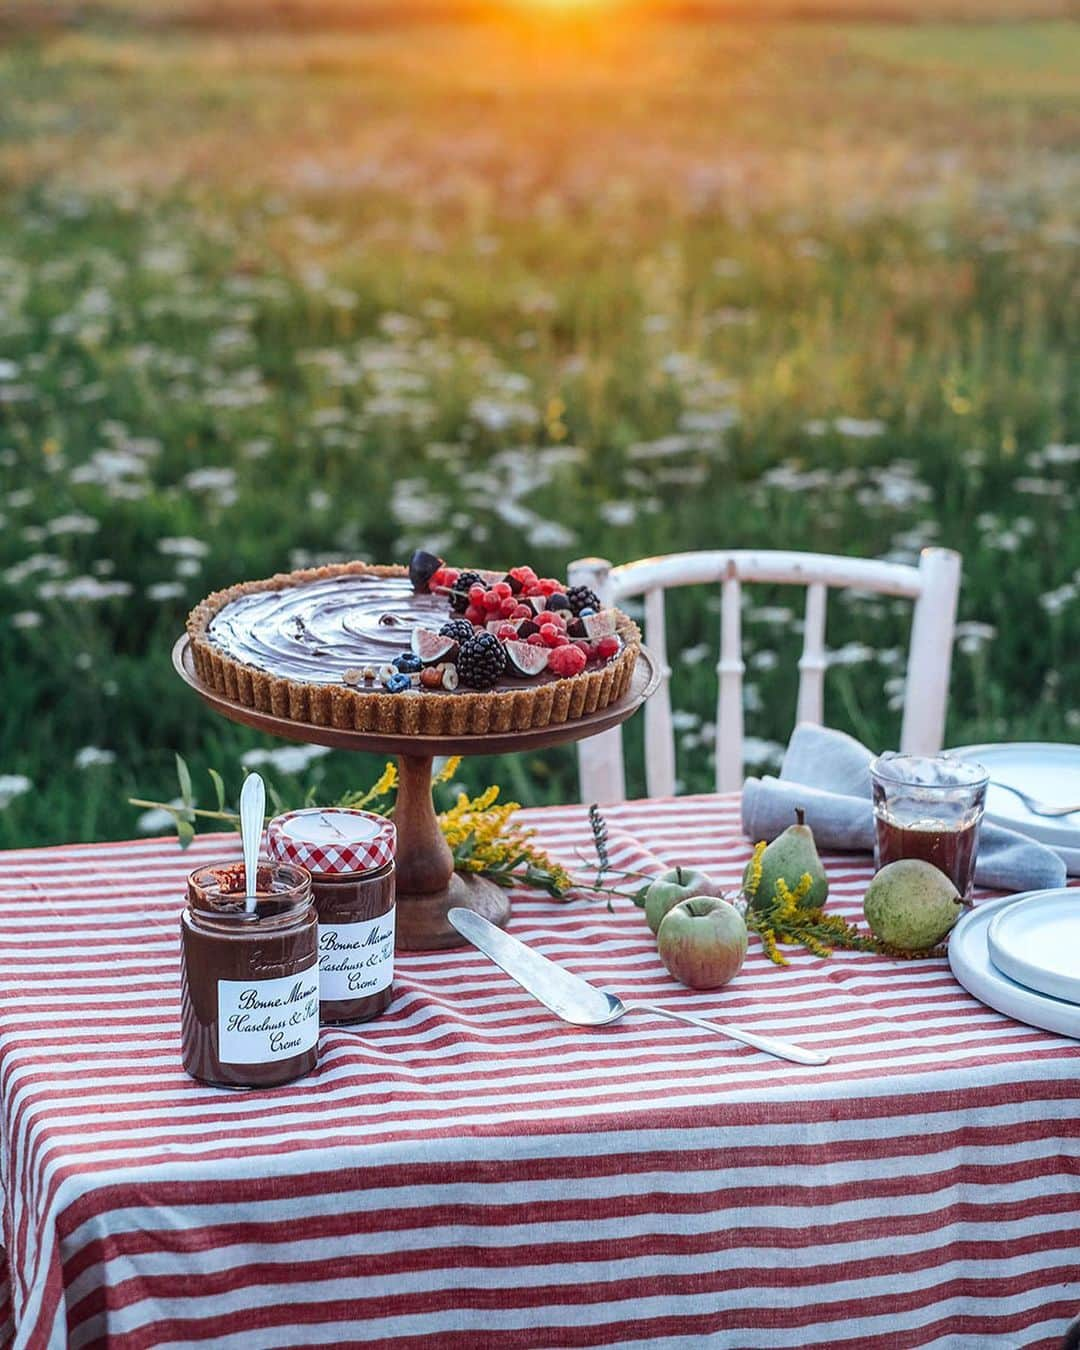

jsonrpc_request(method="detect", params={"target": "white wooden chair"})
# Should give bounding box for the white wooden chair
[567,548,962,804]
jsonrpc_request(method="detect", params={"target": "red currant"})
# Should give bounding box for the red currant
[510,603,532,620]
[464,604,485,626]
[481,590,502,611]
[526,633,546,647]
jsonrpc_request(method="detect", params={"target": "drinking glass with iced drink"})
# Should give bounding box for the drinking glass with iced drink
[870,753,989,899]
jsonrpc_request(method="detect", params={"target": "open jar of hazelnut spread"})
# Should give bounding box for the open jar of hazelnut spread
[180,860,319,1089]
[267,809,396,1025]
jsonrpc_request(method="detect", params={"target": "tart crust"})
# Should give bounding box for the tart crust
[187,562,641,736]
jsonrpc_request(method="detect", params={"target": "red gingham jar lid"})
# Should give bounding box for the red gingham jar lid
[266,808,396,877]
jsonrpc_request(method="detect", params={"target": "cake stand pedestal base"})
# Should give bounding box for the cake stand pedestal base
[392,753,510,951]
[396,870,510,952]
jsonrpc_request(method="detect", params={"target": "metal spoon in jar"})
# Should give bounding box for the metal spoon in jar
[239,772,266,914]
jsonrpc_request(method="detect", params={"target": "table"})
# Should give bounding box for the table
[1,793,1078,1349]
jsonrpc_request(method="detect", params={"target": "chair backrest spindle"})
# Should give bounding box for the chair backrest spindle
[715,566,744,793]
[796,582,828,727]
[643,588,676,797]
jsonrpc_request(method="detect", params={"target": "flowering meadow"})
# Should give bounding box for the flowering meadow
[0,7,1077,846]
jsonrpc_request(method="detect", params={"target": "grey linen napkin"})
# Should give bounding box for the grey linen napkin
[741,724,1067,894]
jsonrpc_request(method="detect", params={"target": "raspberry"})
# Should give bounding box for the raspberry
[595,634,621,660]
[539,624,563,648]
[510,603,532,620]
[538,578,561,596]
[464,604,486,626]
[526,633,546,647]
[509,566,538,587]
[524,581,545,597]
[481,589,502,611]
[491,581,513,599]
[549,644,587,677]
[542,609,566,628]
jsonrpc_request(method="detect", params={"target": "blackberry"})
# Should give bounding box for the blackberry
[567,585,601,616]
[456,632,507,689]
[450,570,483,613]
[439,618,476,644]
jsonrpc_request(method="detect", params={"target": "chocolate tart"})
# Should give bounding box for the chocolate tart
[186,562,640,736]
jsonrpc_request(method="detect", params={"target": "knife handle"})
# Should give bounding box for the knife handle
[633,1003,831,1066]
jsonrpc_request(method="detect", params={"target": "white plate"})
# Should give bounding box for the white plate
[948,892,1080,1041]
[948,742,1080,852]
[986,889,1080,1005]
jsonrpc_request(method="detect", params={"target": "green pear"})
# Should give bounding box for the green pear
[863,859,964,951]
[744,808,828,912]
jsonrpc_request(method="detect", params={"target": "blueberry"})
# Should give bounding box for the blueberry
[394,653,422,673]
[579,606,596,617]
[385,673,411,693]
[547,592,570,610]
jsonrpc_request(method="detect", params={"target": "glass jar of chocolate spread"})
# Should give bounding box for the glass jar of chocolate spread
[267,808,396,1025]
[180,860,319,1089]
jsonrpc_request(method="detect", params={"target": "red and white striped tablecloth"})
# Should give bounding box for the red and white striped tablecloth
[0,793,1078,1349]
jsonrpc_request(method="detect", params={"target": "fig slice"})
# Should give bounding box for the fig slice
[583,608,618,639]
[408,549,444,593]
[504,638,550,677]
[411,628,459,664]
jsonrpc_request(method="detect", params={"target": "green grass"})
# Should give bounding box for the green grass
[0,10,1077,847]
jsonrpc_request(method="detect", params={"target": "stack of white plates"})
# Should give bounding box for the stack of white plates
[949,742,1080,875]
[949,889,1080,1040]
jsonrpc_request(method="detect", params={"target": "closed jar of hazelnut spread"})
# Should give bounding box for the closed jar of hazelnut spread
[180,860,319,1089]
[267,809,396,1025]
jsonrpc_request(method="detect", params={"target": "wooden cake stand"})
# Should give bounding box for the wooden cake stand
[173,636,659,950]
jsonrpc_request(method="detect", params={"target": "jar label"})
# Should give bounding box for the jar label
[318,911,395,1000]
[217,961,320,1065]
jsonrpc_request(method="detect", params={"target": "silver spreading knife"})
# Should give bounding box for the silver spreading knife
[448,908,830,1066]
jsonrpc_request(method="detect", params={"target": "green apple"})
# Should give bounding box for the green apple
[643,866,725,934]
[656,897,748,990]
